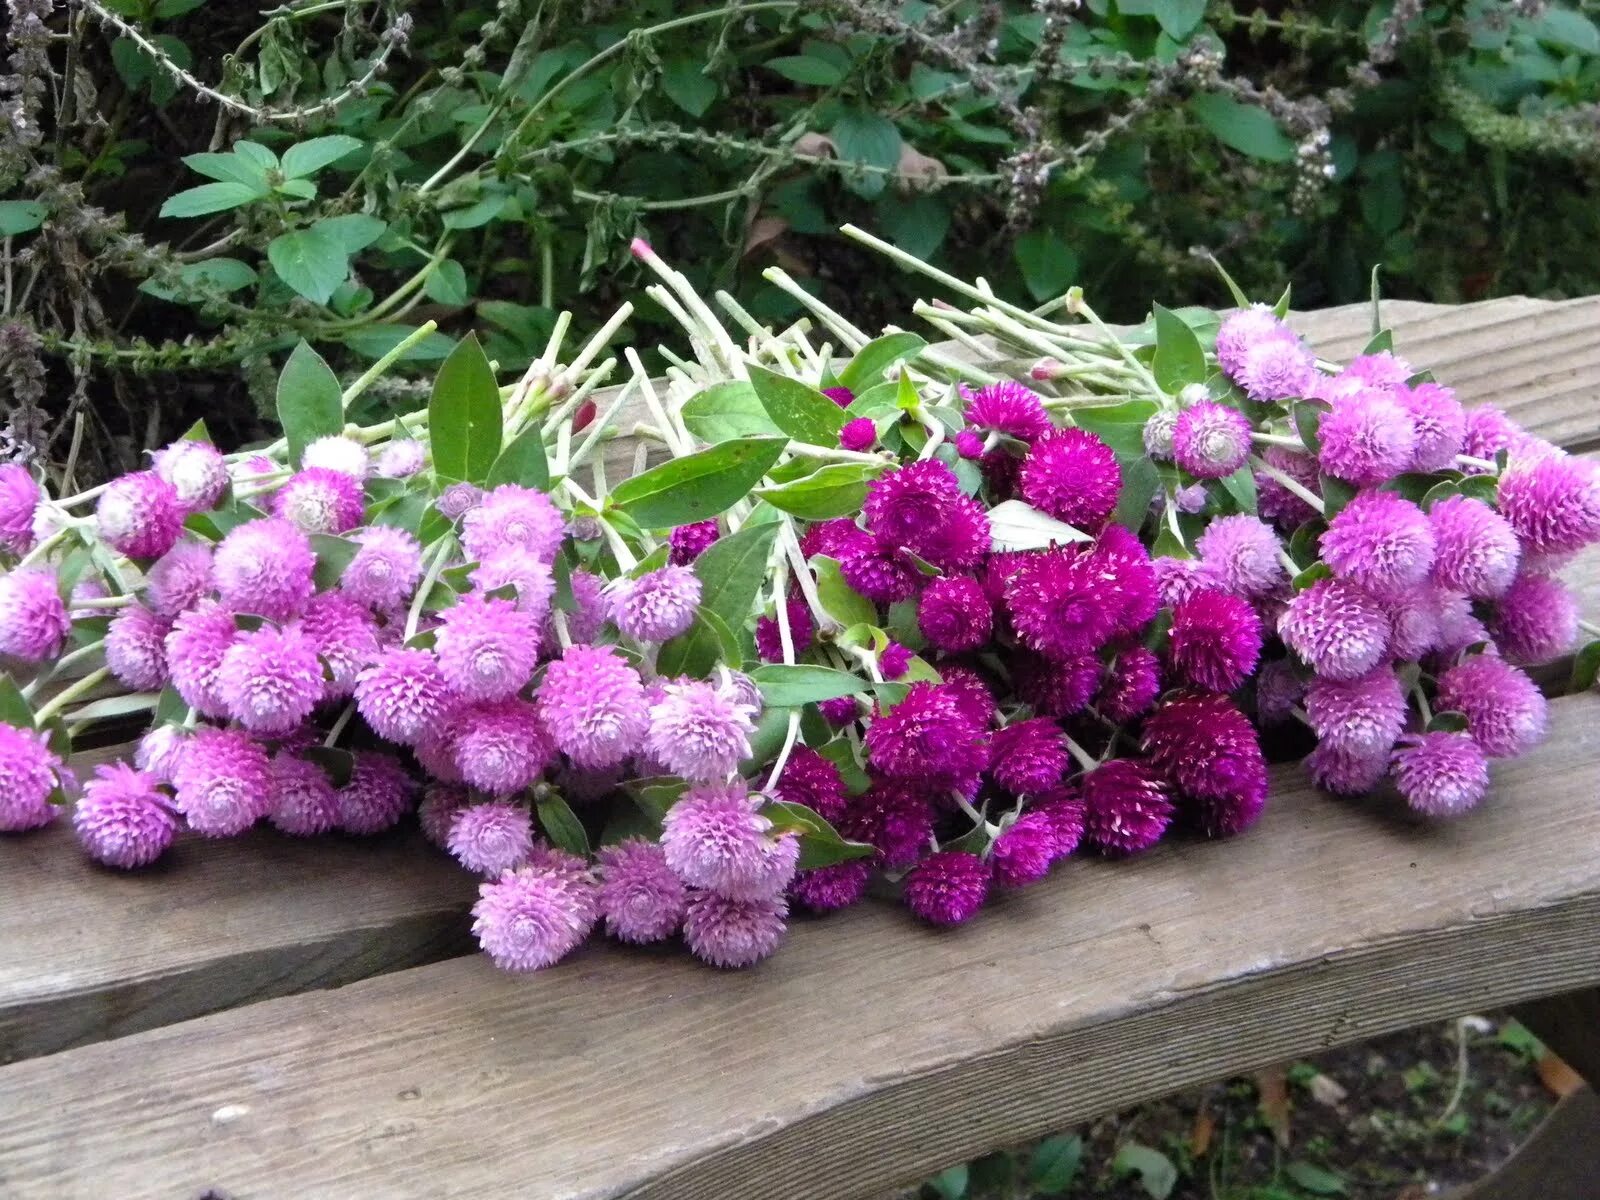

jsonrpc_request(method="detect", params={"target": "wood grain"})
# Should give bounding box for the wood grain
[0,692,1595,1200]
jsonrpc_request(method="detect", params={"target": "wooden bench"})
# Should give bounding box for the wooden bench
[1,297,1598,1199]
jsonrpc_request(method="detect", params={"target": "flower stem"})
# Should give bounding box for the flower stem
[1251,431,1305,450]
[1251,456,1327,515]
[1062,733,1100,773]
[405,537,455,641]
[1455,454,1500,473]
[340,321,440,410]
[34,666,112,724]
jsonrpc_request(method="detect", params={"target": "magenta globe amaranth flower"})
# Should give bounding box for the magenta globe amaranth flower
[683,891,787,968]
[163,599,237,718]
[96,471,184,559]
[1490,571,1578,664]
[0,567,70,662]
[611,565,700,643]
[1082,759,1174,855]
[1392,732,1490,817]
[1235,335,1315,403]
[73,763,176,868]
[471,547,556,621]
[1173,401,1252,480]
[355,647,452,745]
[338,751,417,834]
[917,575,992,653]
[152,439,228,511]
[1004,546,1118,661]
[472,861,598,971]
[271,467,363,535]
[1304,667,1406,757]
[865,681,989,784]
[145,539,214,618]
[839,417,876,452]
[1012,652,1101,719]
[434,592,539,703]
[301,434,370,480]
[448,801,536,875]
[771,745,848,824]
[819,695,858,727]
[0,464,40,554]
[1254,658,1305,725]
[668,520,719,566]
[1167,589,1262,693]
[990,811,1059,887]
[822,385,855,407]
[267,754,341,837]
[597,838,687,943]
[1141,691,1268,837]
[962,379,1051,441]
[1497,452,1600,556]
[1428,495,1520,599]
[903,850,991,925]
[661,783,798,901]
[538,643,649,768]
[790,860,871,913]
[1196,514,1285,598]
[954,430,985,459]
[376,439,426,479]
[105,602,171,691]
[1098,644,1162,722]
[1320,491,1436,597]
[214,517,315,622]
[1306,742,1389,796]
[1032,786,1087,858]
[0,723,66,832]
[450,699,555,795]
[1345,350,1414,389]
[1019,427,1121,530]
[135,724,188,783]
[1317,389,1416,486]
[418,783,469,848]
[1278,578,1392,681]
[988,718,1068,795]
[341,525,423,611]
[755,596,813,663]
[841,782,934,869]
[1436,654,1548,758]
[461,484,565,563]
[839,538,921,604]
[864,460,988,572]
[218,625,325,734]
[173,727,272,837]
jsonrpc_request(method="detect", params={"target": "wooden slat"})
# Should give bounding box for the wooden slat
[0,691,1595,1200]
[1450,1087,1600,1199]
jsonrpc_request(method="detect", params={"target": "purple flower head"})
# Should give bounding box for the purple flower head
[69,576,108,619]
[840,781,934,869]
[963,380,1051,442]
[839,417,877,452]
[547,568,607,646]
[1167,588,1262,693]
[173,727,271,837]
[1463,406,1545,466]
[917,575,993,653]
[669,519,719,566]
[1004,546,1118,661]
[434,593,539,703]
[790,860,871,913]
[145,540,214,618]
[1306,742,1388,795]
[214,518,315,622]
[376,439,426,479]
[537,643,649,768]
[0,723,66,832]
[1032,786,1087,858]
[418,783,469,848]
[597,838,687,942]
[954,429,986,459]
[1377,584,1443,660]
[1392,732,1490,817]
[219,625,325,734]
[839,537,921,604]
[1153,555,1207,608]
[1019,427,1121,531]
[756,595,814,663]
[1258,445,1322,529]
[1320,491,1436,597]
[135,724,188,783]
[1497,452,1600,556]
[1011,652,1101,720]
[800,517,872,560]
[267,754,340,837]
[354,647,451,745]
[1317,389,1416,486]
[1236,335,1316,403]
[879,642,913,680]
[298,592,377,698]
[1432,591,1491,662]
[662,783,798,900]
[989,718,1068,795]
[1436,654,1548,758]
[271,467,364,535]
[1173,402,1252,480]
[644,678,757,783]
[1088,525,1160,637]
[73,763,176,868]
[611,565,701,643]
[96,471,184,559]
[1254,658,1305,724]
[448,801,536,875]
[1278,578,1392,681]
[471,548,555,622]
[683,891,787,968]
[472,862,598,971]
[1196,514,1286,598]
[903,850,991,925]
[1345,351,1414,390]
[822,385,855,407]
[865,681,989,783]
[865,460,988,572]
[163,599,237,717]
[152,439,228,511]
[0,464,40,554]
[1397,382,1466,472]
[461,484,565,563]
[1143,409,1177,460]
[991,810,1059,887]
[437,482,484,520]
[0,567,69,662]
[1141,691,1268,836]
[771,746,848,824]
[338,750,417,834]
[1428,495,1521,599]
[1304,667,1406,758]
[1490,571,1577,664]
[820,696,861,728]
[1216,305,1291,378]
[342,526,424,611]
[302,434,370,480]
[105,602,171,691]
[1098,644,1162,722]
[1083,759,1175,855]
[450,698,556,795]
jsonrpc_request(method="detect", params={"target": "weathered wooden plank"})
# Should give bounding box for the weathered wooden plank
[1451,1087,1600,1200]
[0,692,1595,1200]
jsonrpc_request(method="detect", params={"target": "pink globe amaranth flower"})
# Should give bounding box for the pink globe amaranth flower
[354,647,451,745]
[839,537,921,604]
[822,385,855,407]
[105,602,171,691]
[1344,350,1414,390]
[611,565,701,643]
[472,862,598,971]
[1392,732,1490,817]
[669,519,719,566]
[1236,335,1316,403]
[451,698,556,795]
[1196,514,1285,598]
[772,745,848,824]
[448,801,536,875]
[271,467,363,535]
[1490,571,1577,664]
[214,518,315,622]
[937,664,999,729]
[341,525,423,611]
[1306,742,1388,795]
[1141,691,1268,835]
[790,859,871,913]
[1304,667,1406,758]
[1396,382,1466,473]
[152,439,228,511]
[865,681,989,784]
[1320,491,1436,597]
[418,783,469,847]
[537,643,649,768]
[1019,427,1121,531]
[1098,644,1162,722]
[434,593,539,703]
[1082,759,1174,856]
[1436,654,1548,758]
[879,642,913,680]
[163,599,237,718]
[839,781,934,869]
[903,850,990,925]
[0,723,66,832]
[1428,494,1521,599]
[1004,546,1118,661]
[865,460,988,572]
[989,718,1068,795]
[1173,401,1252,480]
[544,567,607,647]
[1431,591,1492,662]
[645,678,757,782]
[135,724,188,783]
[298,590,379,699]
[1216,305,1291,378]
[839,416,877,452]
[597,838,686,942]
[1258,445,1322,529]
[1255,658,1306,725]
[376,439,426,479]
[461,484,565,563]
[267,754,340,837]
[96,471,184,559]
[1031,786,1087,858]
[1497,452,1600,556]
[1378,585,1443,660]
[1012,652,1101,719]
[917,575,993,653]
[1278,578,1392,681]
[471,547,556,621]
[144,539,214,618]
[218,625,325,735]
[661,783,799,901]
[755,595,814,663]
[0,567,70,662]
[1153,555,1208,608]
[302,434,370,480]
[962,379,1051,441]
[173,727,271,837]
[683,890,787,967]
[69,576,108,619]
[990,811,1059,887]
[1462,405,1534,465]
[1317,389,1416,486]
[338,751,417,834]
[73,762,176,868]
[1168,588,1262,693]
[436,481,484,520]
[0,463,40,554]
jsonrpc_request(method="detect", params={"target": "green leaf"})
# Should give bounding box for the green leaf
[428,333,503,484]
[281,135,363,178]
[681,381,783,443]
[267,225,350,305]
[838,333,927,395]
[843,381,901,421]
[1030,1134,1083,1195]
[762,801,875,870]
[830,108,902,198]
[485,425,549,491]
[812,554,878,627]
[1207,255,1252,308]
[660,57,718,116]
[1014,231,1079,302]
[1114,455,1160,532]
[1363,328,1394,355]
[1071,399,1160,456]
[609,437,787,529]
[275,340,344,466]
[750,664,867,707]
[1292,402,1323,454]
[0,674,35,728]
[342,324,456,362]
[759,462,883,521]
[926,1165,969,1200]
[0,200,46,236]
[159,181,262,218]
[987,499,1091,551]
[1534,7,1600,55]
[1220,465,1258,513]
[748,364,848,447]
[1293,561,1332,590]
[155,684,188,725]
[1152,303,1208,393]
[1569,640,1600,693]
[153,0,208,17]
[275,178,317,201]
[310,534,361,591]
[316,213,387,255]
[655,604,743,678]
[765,55,845,85]
[1320,474,1357,518]
[1284,1161,1348,1196]
[537,793,590,857]
[1113,1143,1177,1200]
[233,140,278,170]
[1426,710,1470,734]
[441,193,509,230]
[138,257,258,301]
[1189,94,1295,162]
[1153,0,1206,39]
[423,257,469,306]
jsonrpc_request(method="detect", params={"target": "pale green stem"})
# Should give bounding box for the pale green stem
[1062,733,1100,773]
[1251,456,1327,515]
[761,266,870,351]
[323,703,356,748]
[1578,618,1600,638]
[1456,454,1499,473]
[1413,685,1433,726]
[405,537,455,640]
[71,595,134,610]
[1251,431,1304,450]
[34,666,111,723]
[18,526,72,567]
[1065,292,1168,400]
[340,321,440,410]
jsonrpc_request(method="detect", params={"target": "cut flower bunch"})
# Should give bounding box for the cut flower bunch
[3,232,1598,973]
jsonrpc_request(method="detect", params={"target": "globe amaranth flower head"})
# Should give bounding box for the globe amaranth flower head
[989,810,1059,888]
[341,525,424,611]
[1496,451,1600,556]
[1489,571,1577,664]
[840,780,934,869]
[1141,691,1268,837]
[96,471,185,559]
[434,592,540,703]
[376,439,426,479]
[962,379,1051,442]
[839,417,876,452]
[218,625,325,735]
[471,547,556,622]
[214,517,316,622]
[1012,653,1101,719]
[0,464,40,554]
[152,439,228,512]
[451,698,556,795]
[864,459,988,572]
[301,434,371,480]
[1254,658,1305,725]
[0,722,67,832]
[1428,495,1521,599]
[1082,759,1174,856]
[661,783,799,901]
[644,674,759,781]
[1195,514,1285,598]
[1143,409,1177,460]
[1316,388,1416,486]
[756,596,814,663]
[822,385,855,407]
[1462,406,1554,468]
[988,717,1069,796]
[1304,667,1406,758]
[1088,524,1160,638]
[903,850,991,925]
[1215,305,1291,378]
[173,726,272,837]
[537,643,649,768]
[298,591,380,699]
[1019,427,1121,530]
[1166,588,1262,694]
[1391,732,1490,818]
[1004,546,1118,662]
[0,567,70,662]
[1306,741,1389,796]
[1436,653,1548,758]
[267,753,341,837]
[682,890,787,968]
[1097,644,1162,722]
[596,838,687,943]
[610,564,701,643]
[144,539,214,618]
[1277,578,1392,681]
[448,801,536,875]
[916,575,992,654]
[105,602,171,691]
[1344,350,1414,390]
[1320,490,1437,597]
[355,646,452,745]
[864,681,990,785]
[1257,445,1322,529]
[270,467,364,535]
[73,763,177,868]
[772,746,849,824]
[941,665,1001,729]
[668,519,719,566]
[163,599,237,718]
[472,860,598,971]
[338,750,417,834]
[1031,785,1087,859]
[839,537,922,605]
[418,783,469,848]
[790,860,871,913]
[135,723,188,784]
[461,483,565,563]
[1236,335,1316,403]
[1172,401,1253,481]
[1397,382,1466,473]
[437,481,484,520]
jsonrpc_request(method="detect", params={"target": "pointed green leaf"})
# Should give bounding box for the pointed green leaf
[748,364,848,447]
[609,437,786,528]
[181,151,269,188]
[838,333,927,394]
[657,522,779,676]
[267,224,350,305]
[758,462,884,520]
[750,663,867,706]
[1071,398,1160,456]
[281,135,363,179]
[0,674,35,728]
[0,200,47,236]
[1152,303,1207,394]
[276,340,344,465]
[681,381,782,443]
[1207,255,1252,308]
[537,793,590,857]
[1220,464,1258,513]
[310,534,361,591]
[429,333,503,484]
[811,554,878,627]
[1570,640,1600,693]
[159,181,262,218]
[486,425,550,490]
